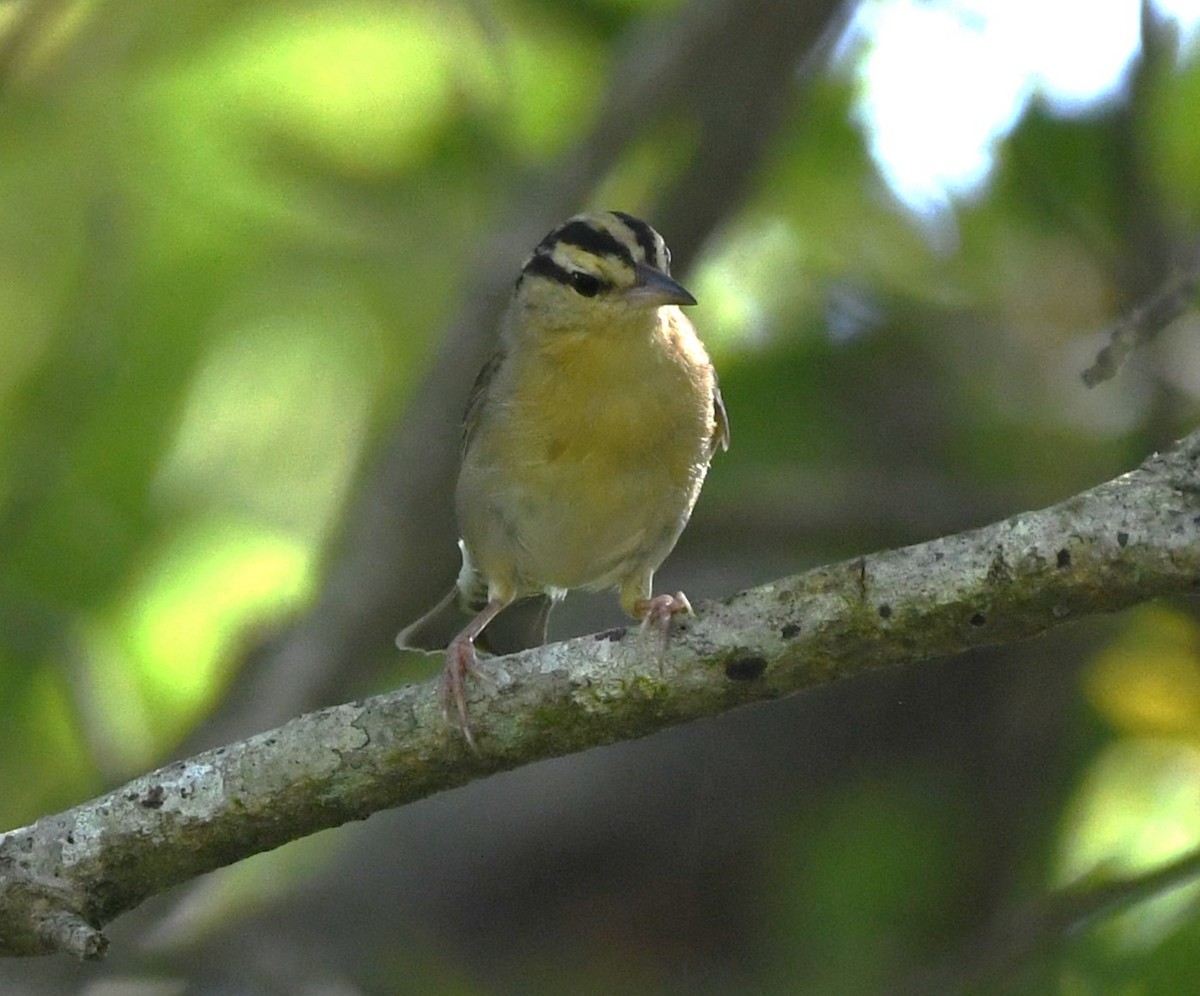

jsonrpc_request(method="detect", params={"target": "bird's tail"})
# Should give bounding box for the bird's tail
[397,591,554,655]
[395,587,462,652]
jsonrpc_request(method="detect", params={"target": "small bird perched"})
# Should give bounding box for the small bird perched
[399,211,728,745]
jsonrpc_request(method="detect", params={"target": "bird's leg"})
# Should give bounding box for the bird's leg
[633,591,693,670]
[443,597,509,749]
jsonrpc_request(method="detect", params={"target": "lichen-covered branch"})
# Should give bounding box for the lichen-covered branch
[2,429,1199,960]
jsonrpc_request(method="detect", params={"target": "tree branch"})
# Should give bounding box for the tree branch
[3,428,1200,960]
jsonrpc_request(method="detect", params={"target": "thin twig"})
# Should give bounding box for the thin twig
[893,844,1200,995]
[1082,243,1200,387]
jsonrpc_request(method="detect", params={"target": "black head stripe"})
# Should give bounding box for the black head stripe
[611,211,664,270]
[545,220,635,267]
[521,251,575,287]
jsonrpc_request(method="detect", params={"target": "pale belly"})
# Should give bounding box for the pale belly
[457,426,711,600]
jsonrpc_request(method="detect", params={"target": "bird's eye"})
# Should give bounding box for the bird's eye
[569,271,602,297]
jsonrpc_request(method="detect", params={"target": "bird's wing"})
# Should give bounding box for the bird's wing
[711,376,730,456]
[461,349,505,454]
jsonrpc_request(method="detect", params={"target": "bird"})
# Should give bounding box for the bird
[398,210,729,746]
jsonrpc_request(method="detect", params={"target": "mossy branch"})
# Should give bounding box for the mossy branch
[2,429,1200,960]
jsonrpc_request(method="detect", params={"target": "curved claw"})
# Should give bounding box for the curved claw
[636,591,693,628]
[633,591,693,670]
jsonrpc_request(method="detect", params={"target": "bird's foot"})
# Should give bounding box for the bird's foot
[634,591,693,670]
[441,638,485,751]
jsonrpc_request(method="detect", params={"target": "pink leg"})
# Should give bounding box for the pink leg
[443,597,510,749]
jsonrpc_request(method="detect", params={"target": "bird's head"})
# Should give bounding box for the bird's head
[511,211,695,333]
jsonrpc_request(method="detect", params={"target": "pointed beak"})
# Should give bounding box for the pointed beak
[625,262,697,307]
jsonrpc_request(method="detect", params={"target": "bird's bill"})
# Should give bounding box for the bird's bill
[625,262,697,307]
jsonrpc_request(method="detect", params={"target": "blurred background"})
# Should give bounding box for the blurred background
[3,0,1200,992]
